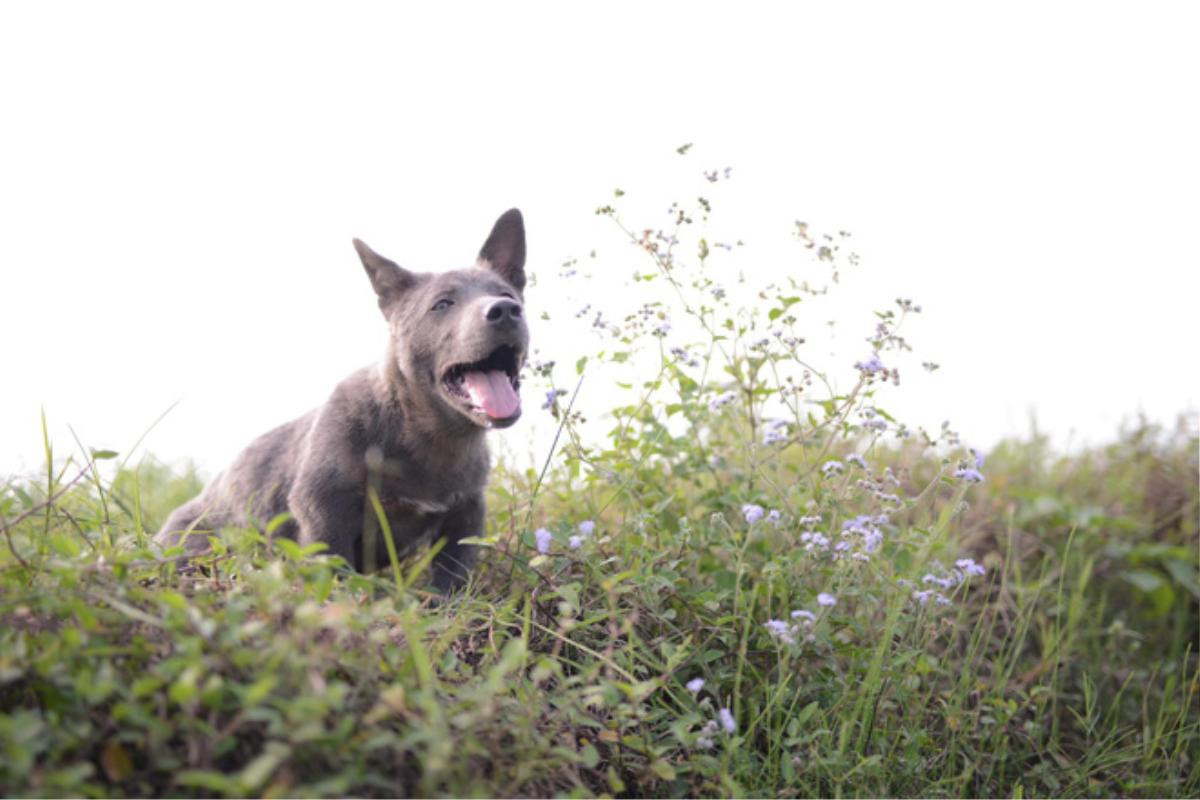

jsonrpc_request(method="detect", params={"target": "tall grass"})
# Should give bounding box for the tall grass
[2,157,1196,797]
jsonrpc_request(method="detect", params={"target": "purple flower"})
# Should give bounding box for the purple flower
[822,460,844,476]
[800,531,830,551]
[970,447,985,469]
[742,504,765,525]
[708,390,737,412]
[718,707,737,734]
[855,355,884,374]
[955,557,986,577]
[568,535,585,550]
[762,418,789,446]
[954,467,985,483]
[817,592,837,607]
[534,527,552,554]
[766,509,782,527]
[790,609,816,623]
[764,619,796,645]
[847,454,868,469]
[686,678,705,693]
[696,719,718,749]
[913,589,933,605]
[578,520,595,536]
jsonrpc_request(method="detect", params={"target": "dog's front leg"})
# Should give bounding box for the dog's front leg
[431,494,484,594]
[288,476,365,569]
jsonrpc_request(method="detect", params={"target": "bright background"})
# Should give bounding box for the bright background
[2,1,1196,478]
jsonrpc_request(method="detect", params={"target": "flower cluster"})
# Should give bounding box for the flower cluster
[909,558,987,605]
[762,417,788,445]
[763,596,837,647]
[841,514,887,554]
[542,388,567,410]
[859,407,888,433]
[670,345,701,369]
[694,706,737,749]
[954,467,984,483]
[743,504,784,526]
[852,467,906,510]
[854,353,901,385]
[799,530,831,551]
[569,519,596,550]
[708,390,737,412]
[534,527,552,554]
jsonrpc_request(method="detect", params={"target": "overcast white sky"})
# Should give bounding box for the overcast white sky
[1,1,1197,478]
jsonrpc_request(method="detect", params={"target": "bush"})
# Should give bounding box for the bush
[2,153,1196,797]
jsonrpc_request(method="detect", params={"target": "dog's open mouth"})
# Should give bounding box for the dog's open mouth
[443,345,523,423]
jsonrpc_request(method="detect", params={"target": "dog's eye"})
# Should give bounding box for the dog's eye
[432,298,454,312]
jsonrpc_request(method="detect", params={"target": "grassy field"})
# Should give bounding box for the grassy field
[2,178,1197,798]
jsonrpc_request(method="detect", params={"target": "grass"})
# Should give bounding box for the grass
[2,162,1197,797]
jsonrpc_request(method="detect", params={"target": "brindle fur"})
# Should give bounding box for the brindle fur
[155,209,529,593]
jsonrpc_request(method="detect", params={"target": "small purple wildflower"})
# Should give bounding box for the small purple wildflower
[847,454,868,469]
[578,520,595,536]
[954,467,985,483]
[742,504,765,525]
[817,592,837,607]
[970,447,985,469]
[686,678,705,693]
[708,390,737,412]
[534,527,552,554]
[923,573,959,590]
[696,719,718,749]
[956,557,986,577]
[764,619,796,645]
[766,509,782,527]
[800,531,830,551]
[822,460,844,476]
[855,355,884,373]
[790,609,816,623]
[718,707,737,734]
[762,418,789,445]
[913,589,933,605]
[568,535,585,550]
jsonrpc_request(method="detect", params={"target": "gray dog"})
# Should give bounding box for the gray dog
[155,209,529,593]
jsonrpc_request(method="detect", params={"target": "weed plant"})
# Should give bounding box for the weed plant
[2,155,1197,797]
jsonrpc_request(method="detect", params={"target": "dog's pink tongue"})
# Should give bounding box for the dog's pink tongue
[462,370,520,419]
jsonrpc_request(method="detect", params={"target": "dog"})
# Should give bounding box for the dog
[155,209,529,593]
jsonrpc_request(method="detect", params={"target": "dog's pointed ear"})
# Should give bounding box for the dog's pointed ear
[354,238,415,310]
[476,208,526,292]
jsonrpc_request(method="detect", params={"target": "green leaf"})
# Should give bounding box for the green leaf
[274,538,302,560]
[1163,558,1200,600]
[265,512,292,536]
[1121,568,1165,594]
[90,449,119,461]
[176,770,237,794]
[579,743,600,768]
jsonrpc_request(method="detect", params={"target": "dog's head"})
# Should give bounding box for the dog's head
[353,209,529,429]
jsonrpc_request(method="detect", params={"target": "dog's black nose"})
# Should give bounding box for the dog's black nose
[485,298,523,324]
